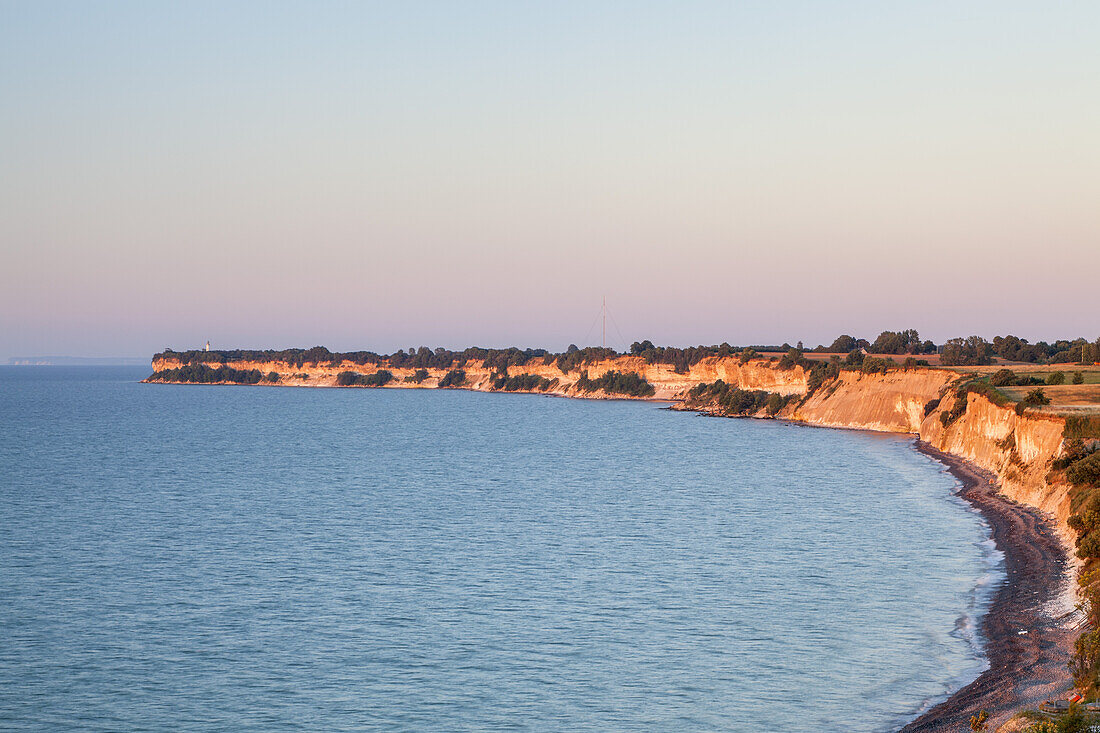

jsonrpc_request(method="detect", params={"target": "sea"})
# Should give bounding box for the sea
[0,366,1002,732]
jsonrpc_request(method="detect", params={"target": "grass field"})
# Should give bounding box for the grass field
[948,364,1100,383]
[1000,385,1100,405]
[945,366,1100,416]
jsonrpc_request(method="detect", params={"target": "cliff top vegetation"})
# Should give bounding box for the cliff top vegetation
[154,331,1100,373]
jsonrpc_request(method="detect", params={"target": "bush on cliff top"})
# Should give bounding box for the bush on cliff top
[938,379,1011,427]
[1014,387,1051,415]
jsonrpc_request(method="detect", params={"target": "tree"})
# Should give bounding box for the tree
[302,345,332,364]
[828,335,863,352]
[871,329,922,354]
[1025,387,1051,405]
[941,337,994,366]
[1049,371,1066,385]
[1073,372,1086,385]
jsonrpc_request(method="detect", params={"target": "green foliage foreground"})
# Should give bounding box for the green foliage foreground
[1021,704,1095,732]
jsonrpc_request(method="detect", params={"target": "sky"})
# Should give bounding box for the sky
[1,1,1098,360]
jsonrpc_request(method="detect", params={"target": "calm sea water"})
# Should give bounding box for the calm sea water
[0,366,1001,732]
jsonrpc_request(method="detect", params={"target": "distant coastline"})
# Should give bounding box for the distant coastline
[7,356,148,366]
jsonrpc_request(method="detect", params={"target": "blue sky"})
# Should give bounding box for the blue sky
[2,2,1098,358]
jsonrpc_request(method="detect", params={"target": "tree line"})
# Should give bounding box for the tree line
[154,330,1100,374]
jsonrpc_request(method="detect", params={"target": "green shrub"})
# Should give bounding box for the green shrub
[336,370,393,387]
[554,346,618,374]
[765,392,792,415]
[265,371,280,383]
[939,380,1011,426]
[1025,387,1050,405]
[148,363,264,384]
[1074,627,1100,690]
[404,368,430,384]
[1068,453,1100,488]
[805,360,840,396]
[491,371,554,392]
[685,379,790,417]
[1048,371,1066,385]
[364,370,393,386]
[438,369,466,388]
[778,348,805,370]
[575,370,655,397]
[860,356,890,374]
[1074,372,1086,385]
[990,369,1016,387]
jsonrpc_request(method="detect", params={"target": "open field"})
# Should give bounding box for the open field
[957,364,1100,384]
[760,351,948,365]
[1001,385,1100,407]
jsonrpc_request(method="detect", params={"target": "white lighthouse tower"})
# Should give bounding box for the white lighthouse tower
[204,340,211,352]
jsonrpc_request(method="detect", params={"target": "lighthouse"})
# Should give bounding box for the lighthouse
[204,340,211,352]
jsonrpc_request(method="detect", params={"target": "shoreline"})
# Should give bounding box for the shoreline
[901,443,1074,732]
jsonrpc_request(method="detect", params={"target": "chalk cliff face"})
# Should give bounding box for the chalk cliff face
[148,353,1071,539]
[792,369,954,433]
[149,354,809,400]
[922,393,1071,540]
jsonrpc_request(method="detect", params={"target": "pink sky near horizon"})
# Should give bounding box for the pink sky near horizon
[2,2,1098,360]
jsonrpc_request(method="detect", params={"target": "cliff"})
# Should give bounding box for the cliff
[149,354,809,400]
